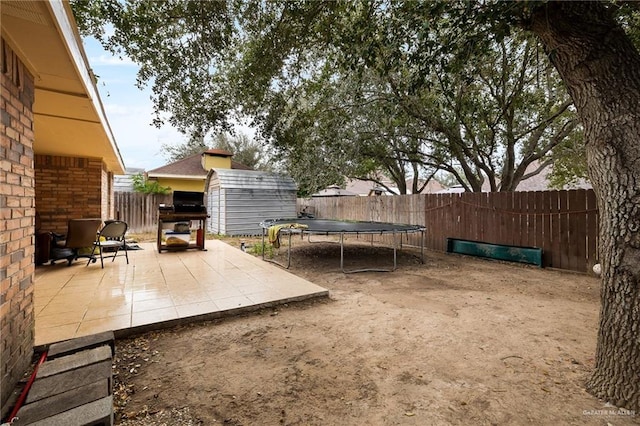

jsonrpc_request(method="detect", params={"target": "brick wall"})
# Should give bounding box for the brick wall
[101,167,114,220]
[35,156,107,234]
[0,39,36,411]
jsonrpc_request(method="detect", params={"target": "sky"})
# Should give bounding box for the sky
[83,37,187,172]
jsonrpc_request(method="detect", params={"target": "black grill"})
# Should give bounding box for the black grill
[172,191,206,213]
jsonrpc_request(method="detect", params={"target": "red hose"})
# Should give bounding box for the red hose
[4,351,47,423]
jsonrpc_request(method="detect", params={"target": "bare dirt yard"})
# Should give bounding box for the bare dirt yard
[115,237,637,425]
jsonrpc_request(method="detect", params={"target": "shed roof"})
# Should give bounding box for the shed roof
[206,168,297,191]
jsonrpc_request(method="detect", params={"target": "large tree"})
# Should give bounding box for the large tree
[526,3,640,409]
[73,0,640,410]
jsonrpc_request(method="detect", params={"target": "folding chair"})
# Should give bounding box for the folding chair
[88,220,129,268]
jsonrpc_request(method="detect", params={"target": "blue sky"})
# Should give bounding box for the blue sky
[83,37,186,171]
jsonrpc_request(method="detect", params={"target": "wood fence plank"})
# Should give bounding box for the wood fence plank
[586,190,599,269]
[438,194,447,251]
[548,190,561,268]
[478,192,488,243]
[433,195,443,251]
[531,191,540,249]
[559,190,571,270]
[461,193,471,241]
[451,194,461,243]
[570,190,586,272]
[502,191,513,246]
[514,192,523,247]
[471,193,480,241]
[539,191,549,266]
[523,192,535,248]
[497,192,507,246]
[512,191,521,247]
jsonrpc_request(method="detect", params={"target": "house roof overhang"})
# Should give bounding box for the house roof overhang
[148,173,206,180]
[1,0,125,174]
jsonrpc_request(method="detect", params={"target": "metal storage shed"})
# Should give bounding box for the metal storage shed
[205,168,298,236]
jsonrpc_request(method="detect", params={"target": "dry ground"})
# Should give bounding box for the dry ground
[114,236,638,425]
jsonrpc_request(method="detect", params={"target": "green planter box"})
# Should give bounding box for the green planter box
[446,238,543,267]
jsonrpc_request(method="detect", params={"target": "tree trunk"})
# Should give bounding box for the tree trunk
[529,2,640,411]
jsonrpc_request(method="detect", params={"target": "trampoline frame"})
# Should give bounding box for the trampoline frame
[260,218,425,273]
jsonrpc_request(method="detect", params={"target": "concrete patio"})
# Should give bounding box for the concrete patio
[34,240,329,346]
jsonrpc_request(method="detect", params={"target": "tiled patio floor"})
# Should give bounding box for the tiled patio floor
[34,240,329,346]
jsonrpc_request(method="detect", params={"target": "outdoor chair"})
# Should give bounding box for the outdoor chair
[49,219,103,266]
[89,220,129,268]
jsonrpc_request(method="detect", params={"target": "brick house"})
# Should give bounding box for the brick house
[1,0,125,413]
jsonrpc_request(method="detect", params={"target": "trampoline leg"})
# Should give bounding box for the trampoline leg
[286,231,292,268]
[261,229,294,270]
[340,231,398,274]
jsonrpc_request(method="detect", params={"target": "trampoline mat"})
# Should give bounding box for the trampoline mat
[260,218,424,234]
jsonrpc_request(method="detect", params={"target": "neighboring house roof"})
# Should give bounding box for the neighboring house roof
[147,153,252,178]
[1,0,125,173]
[435,185,466,194]
[407,178,445,194]
[345,179,378,196]
[312,185,358,197]
[344,178,445,196]
[515,162,592,192]
[438,161,592,193]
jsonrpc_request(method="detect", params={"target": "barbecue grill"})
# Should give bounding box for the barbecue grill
[157,191,208,252]
[172,191,207,213]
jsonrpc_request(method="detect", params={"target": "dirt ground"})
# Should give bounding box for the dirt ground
[114,237,638,425]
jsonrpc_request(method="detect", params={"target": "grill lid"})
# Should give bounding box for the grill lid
[172,191,204,206]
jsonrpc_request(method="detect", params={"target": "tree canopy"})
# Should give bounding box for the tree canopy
[73,0,591,193]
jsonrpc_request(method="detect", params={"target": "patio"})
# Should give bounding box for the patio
[34,240,329,347]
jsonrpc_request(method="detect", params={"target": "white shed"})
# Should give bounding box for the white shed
[205,168,298,236]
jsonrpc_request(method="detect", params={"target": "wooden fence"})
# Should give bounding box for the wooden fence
[114,192,171,233]
[298,189,600,273]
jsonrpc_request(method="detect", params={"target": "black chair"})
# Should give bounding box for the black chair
[88,220,129,268]
[49,219,103,266]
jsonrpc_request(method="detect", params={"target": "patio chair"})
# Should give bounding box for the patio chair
[88,220,129,268]
[49,219,103,266]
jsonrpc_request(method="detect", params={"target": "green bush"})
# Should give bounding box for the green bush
[250,242,274,258]
[131,173,171,194]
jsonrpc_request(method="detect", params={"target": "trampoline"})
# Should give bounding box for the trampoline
[260,218,425,273]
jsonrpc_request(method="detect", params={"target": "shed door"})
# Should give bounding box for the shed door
[207,187,221,234]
